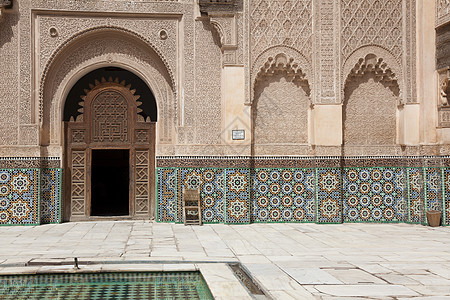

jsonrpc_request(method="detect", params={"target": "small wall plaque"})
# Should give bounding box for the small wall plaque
[232,130,245,140]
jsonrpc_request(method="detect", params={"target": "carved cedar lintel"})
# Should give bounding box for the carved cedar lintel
[0,0,12,8]
[0,0,12,18]
[199,0,238,13]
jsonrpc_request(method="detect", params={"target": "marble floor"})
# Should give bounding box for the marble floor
[0,221,449,299]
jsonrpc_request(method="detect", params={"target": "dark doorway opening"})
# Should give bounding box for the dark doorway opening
[91,149,130,216]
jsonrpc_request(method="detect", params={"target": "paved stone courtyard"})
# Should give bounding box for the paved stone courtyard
[0,221,449,299]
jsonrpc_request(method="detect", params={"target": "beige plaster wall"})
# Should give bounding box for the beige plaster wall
[313,105,342,146]
[401,104,421,145]
[221,66,251,156]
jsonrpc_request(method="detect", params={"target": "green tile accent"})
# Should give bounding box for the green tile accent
[0,272,213,300]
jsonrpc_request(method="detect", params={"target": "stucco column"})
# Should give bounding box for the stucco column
[417,0,438,144]
[221,66,251,155]
[312,104,342,146]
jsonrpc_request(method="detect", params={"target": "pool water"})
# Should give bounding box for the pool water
[0,271,214,299]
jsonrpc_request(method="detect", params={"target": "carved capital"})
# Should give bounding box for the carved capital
[199,0,242,66]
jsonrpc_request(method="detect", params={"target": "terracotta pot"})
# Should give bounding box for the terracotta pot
[426,210,441,227]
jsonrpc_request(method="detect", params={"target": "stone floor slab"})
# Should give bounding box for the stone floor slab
[315,284,419,297]
[324,268,386,284]
[282,267,343,284]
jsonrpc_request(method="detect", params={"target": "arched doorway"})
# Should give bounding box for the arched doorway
[64,67,157,220]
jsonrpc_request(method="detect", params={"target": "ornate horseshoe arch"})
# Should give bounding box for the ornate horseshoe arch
[65,77,155,221]
[40,26,176,148]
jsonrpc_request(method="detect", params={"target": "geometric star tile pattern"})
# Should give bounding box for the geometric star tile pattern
[251,168,315,223]
[0,169,40,226]
[157,168,178,223]
[316,168,342,223]
[407,168,426,224]
[343,168,407,223]
[225,169,250,224]
[425,168,443,213]
[444,169,450,226]
[178,168,225,224]
[40,168,62,224]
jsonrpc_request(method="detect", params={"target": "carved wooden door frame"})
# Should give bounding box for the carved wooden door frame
[64,78,155,221]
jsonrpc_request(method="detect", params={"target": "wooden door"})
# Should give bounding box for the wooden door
[65,78,155,221]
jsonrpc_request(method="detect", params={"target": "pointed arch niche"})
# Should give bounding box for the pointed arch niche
[252,52,312,155]
[342,52,401,151]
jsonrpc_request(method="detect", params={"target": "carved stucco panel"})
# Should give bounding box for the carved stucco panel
[19,0,32,126]
[193,20,222,145]
[250,0,312,104]
[244,0,250,105]
[341,0,403,60]
[177,4,195,146]
[32,0,180,12]
[0,11,19,145]
[250,0,312,64]
[341,0,416,104]
[405,0,417,104]
[344,75,398,146]
[236,12,244,65]
[253,75,309,147]
[313,0,341,104]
